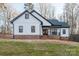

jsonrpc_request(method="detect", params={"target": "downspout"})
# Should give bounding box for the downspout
[40,24,41,39]
[50,26,51,36]
[12,23,15,39]
[40,22,43,39]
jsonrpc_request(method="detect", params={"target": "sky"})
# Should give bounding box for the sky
[10,3,65,18]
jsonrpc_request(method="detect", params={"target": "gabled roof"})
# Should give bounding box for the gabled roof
[11,10,43,25]
[11,10,52,25]
[11,10,70,28]
[48,19,70,28]
[31,10,53,25]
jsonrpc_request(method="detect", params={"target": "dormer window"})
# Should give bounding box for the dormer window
[25,14,29,19]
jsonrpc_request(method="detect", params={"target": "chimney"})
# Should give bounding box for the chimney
[24,3,33,12]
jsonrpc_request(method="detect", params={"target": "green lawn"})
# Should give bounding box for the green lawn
[0,40,79,56]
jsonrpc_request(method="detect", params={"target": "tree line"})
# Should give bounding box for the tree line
[38,3,79,35]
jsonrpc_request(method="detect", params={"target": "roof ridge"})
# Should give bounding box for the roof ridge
[11,10,42,24]
[31,10,53,25]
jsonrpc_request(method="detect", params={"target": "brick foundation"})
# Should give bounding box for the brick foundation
[59,37,69,41]
[0,34,69,40]
[13,35,41,39]
[48,35,60,39]
[0,34,13,39]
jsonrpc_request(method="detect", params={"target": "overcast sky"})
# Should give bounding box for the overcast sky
[10,3,65,18]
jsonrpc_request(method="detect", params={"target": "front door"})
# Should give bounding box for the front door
[43,29,48,35]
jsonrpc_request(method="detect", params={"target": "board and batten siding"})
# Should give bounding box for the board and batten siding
[13,14,43,35]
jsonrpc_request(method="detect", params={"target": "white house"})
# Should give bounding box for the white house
[11,3,70,39]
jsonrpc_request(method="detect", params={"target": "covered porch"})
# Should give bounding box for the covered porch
[41,19,70,39]
[41,26,61,39]
[42,26,60,36]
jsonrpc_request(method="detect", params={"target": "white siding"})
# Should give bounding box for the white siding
[32,12,51,26]
[57,28,60,36]
[47,28,70,37]
[13,14,42,35]
[60,28,70,37]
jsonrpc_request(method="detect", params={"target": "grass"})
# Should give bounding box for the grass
[0,40,78,56]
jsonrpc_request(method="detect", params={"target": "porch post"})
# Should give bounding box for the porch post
[50,27,51,35]
[57,28,59,36]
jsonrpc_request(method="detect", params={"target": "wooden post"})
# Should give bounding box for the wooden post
[50,27,51,36]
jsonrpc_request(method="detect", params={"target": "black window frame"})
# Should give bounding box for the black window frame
[63,29,66,34]
[25,13,29,19]
[19,26,23,33]
[31,26,35,33]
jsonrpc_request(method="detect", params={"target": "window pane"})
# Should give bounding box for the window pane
[52,29,57,35]
[25,14,29,19]
[19,26,23,33]
[31,26,35,33]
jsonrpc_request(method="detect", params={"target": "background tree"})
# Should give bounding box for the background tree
[24,3,34,11]
[62,3,79,34]
[0,3,18,34]
[39,3,55,19]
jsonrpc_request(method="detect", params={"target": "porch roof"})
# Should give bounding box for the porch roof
[47,19,70,28]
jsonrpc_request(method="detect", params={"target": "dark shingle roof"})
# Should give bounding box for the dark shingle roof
[48,19,70,28]
[48,19,61,26]
[59,22,70,28]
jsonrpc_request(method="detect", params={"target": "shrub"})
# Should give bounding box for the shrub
[69,34,79,42]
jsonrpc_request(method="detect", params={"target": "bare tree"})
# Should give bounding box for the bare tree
[0,3,18,34]
[39,3,55,19]
[0,3,7,34]
[48,5,55,18]
[24,3,34,11]
[63,3,79,34]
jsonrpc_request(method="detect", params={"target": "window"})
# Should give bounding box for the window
[63,29,66,34]
[25,14,29,19]
[52,29,57,35]
[19,26,23,33]
[31,26,35,33]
